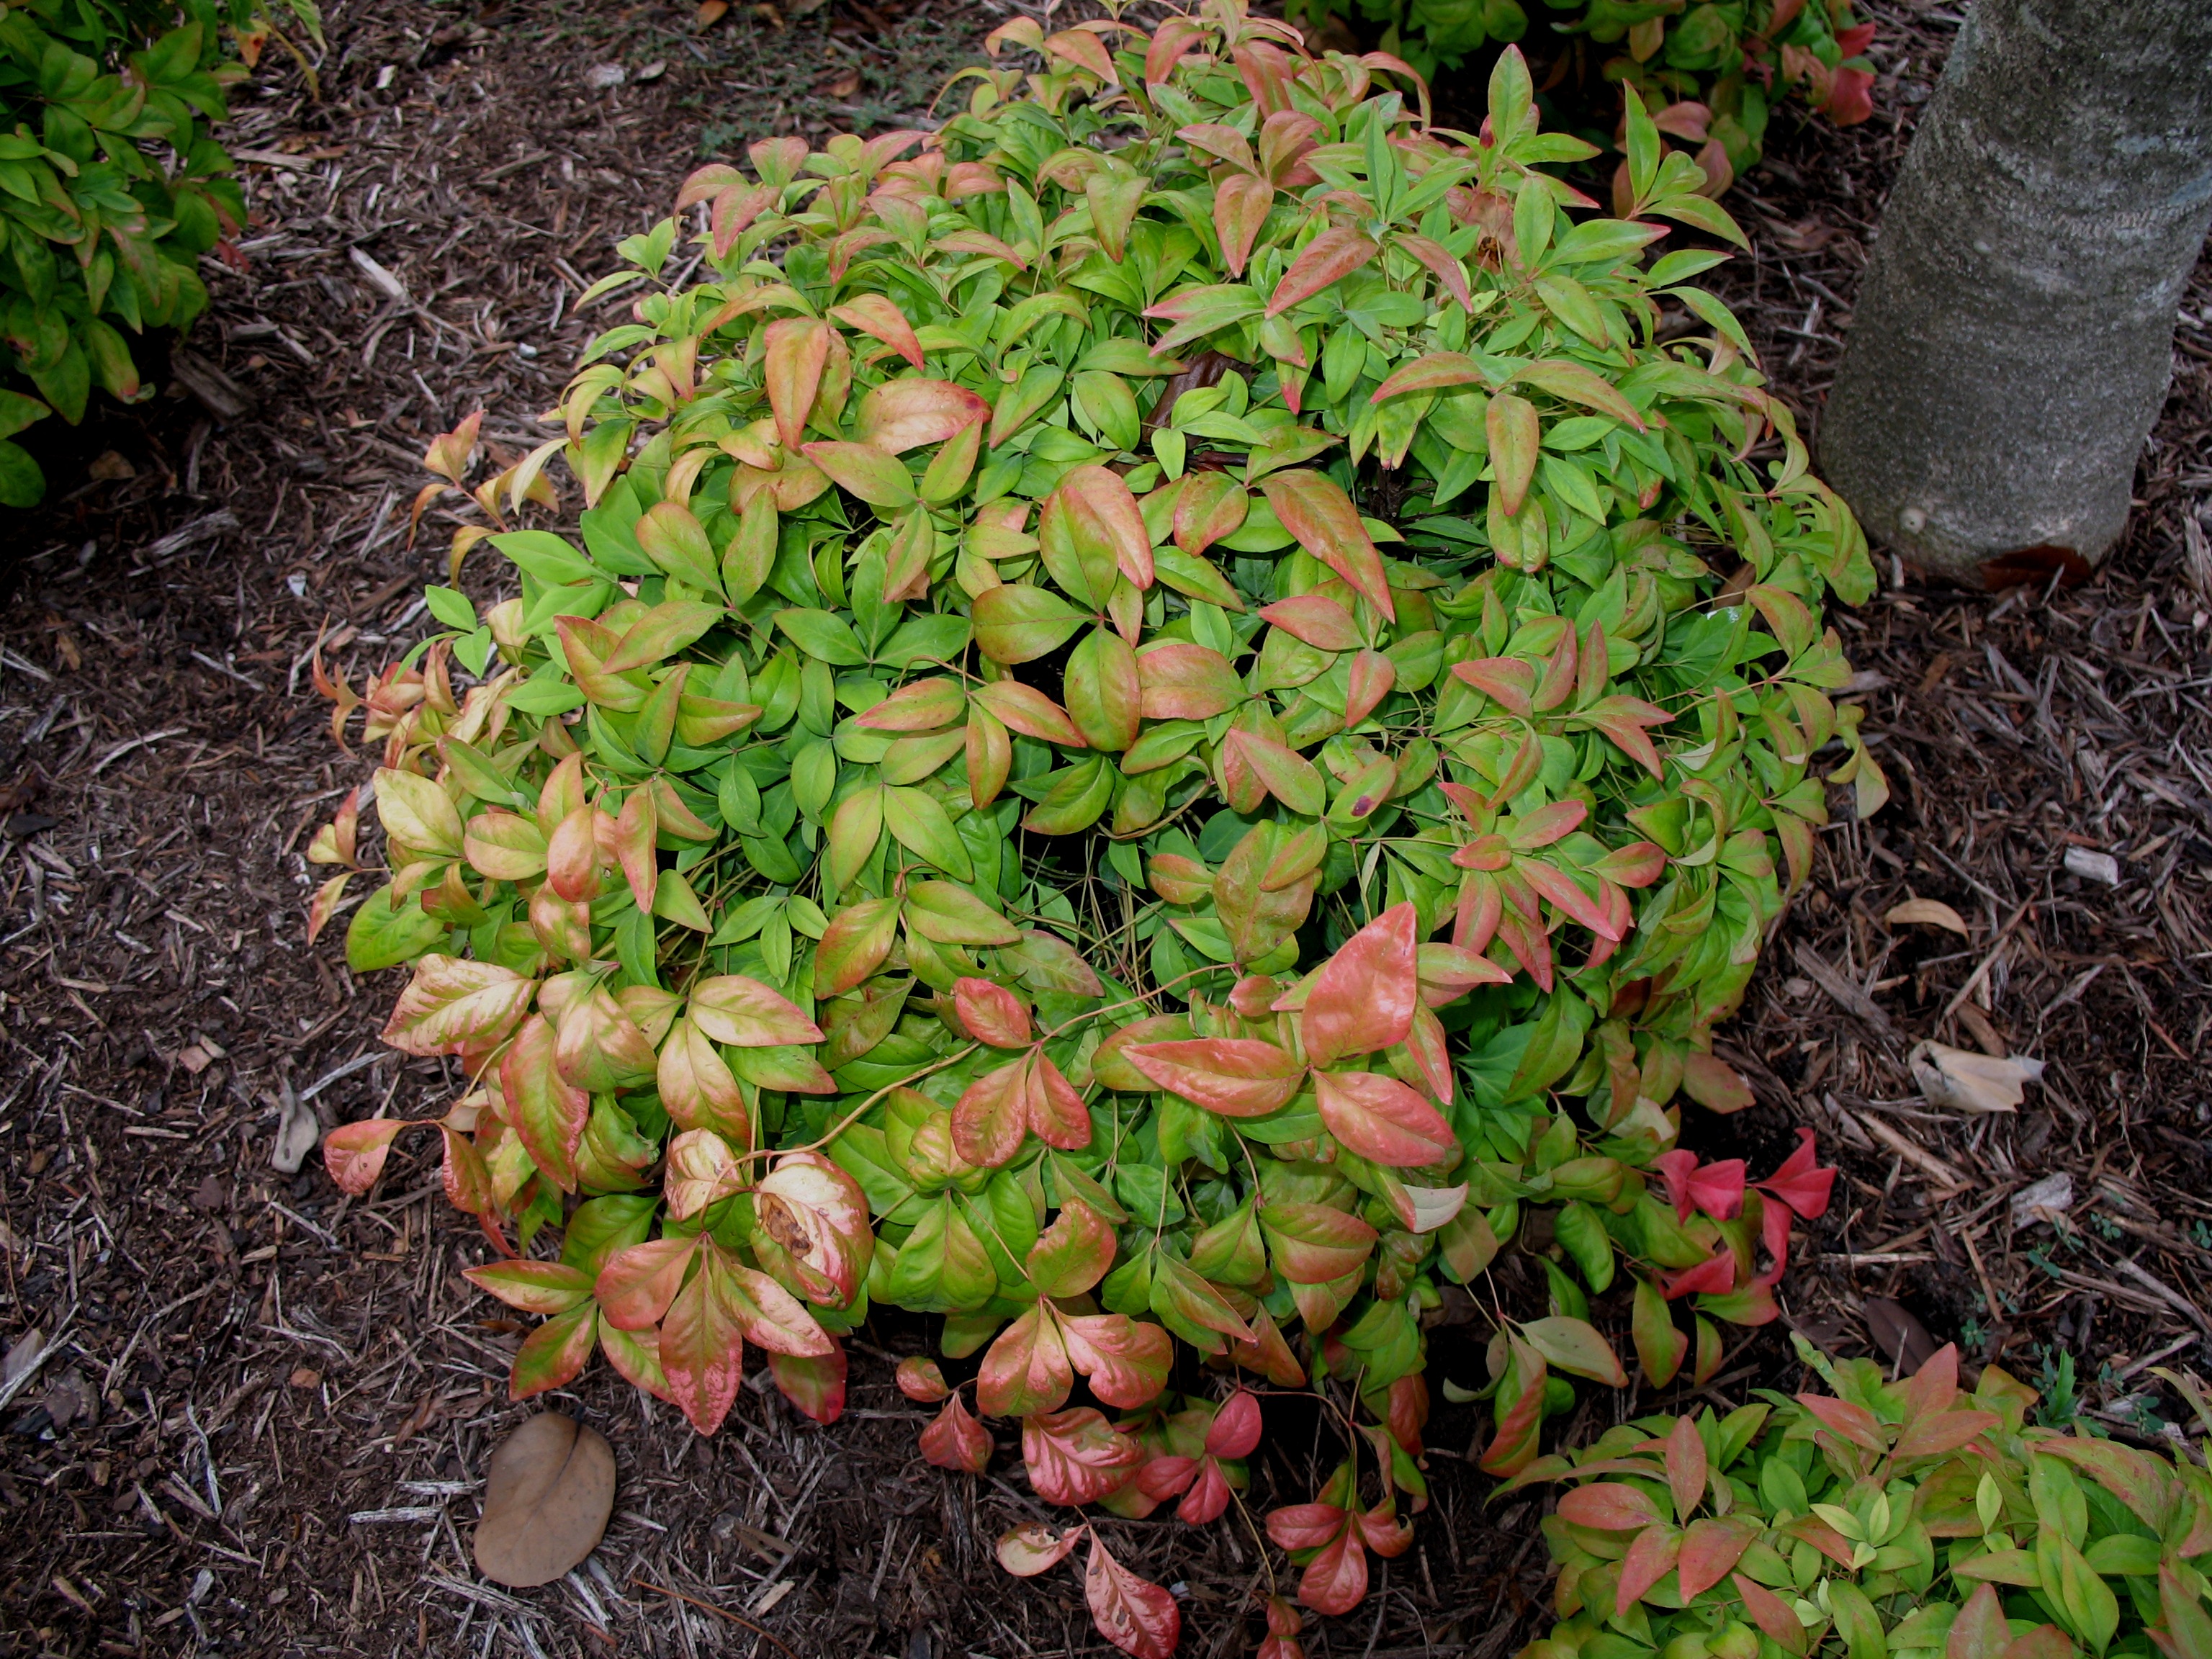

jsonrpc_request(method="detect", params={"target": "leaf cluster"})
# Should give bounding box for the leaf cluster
[0,0,322,505]
[1518,1341,2212,1659]
[313,1,1883,1649]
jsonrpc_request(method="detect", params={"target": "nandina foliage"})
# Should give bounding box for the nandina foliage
[0,0,323,505]
[1515,1339,2212,1659]
[313,4,1879,1650]
[1285,0,1876,192]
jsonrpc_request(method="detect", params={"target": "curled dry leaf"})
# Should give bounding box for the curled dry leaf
[2010,1171,2074,1231]
[1908,1040,2045,1113]
[1884,896,1969,936]
[1862,1296,1938,1377]
[472,1412,617,1588]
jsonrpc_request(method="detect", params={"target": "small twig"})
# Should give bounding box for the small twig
[1939,898,2035,1024]
[631,1576,799,1659]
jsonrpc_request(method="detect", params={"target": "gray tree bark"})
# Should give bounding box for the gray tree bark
[1817,0,2212,585]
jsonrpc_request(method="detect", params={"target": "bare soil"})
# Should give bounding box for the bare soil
[0,1,2207,1655]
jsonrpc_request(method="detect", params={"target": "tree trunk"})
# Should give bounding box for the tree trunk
[1817,0,2212,585]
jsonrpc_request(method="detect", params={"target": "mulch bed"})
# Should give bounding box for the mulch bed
[0,1,2207,1654]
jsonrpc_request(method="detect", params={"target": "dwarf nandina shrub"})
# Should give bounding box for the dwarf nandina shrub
[314,3,1884,1649]
[1284,0,1876,192]
[1516,1340,2212,1659]
[0,0,321,505]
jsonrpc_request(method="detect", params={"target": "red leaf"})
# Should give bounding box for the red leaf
[1022,1408,1142,1505]
[1617,1523,1682,1612]
[921,1392,993,1473]
[509,1304,596,1401]
[659,1249,746,1435]
[1357,1501,1413,1557]
[323,1117,412,1195]
[1061,1314,1173,1409]
[1025,1051,1093,1151]
[1177,1456,1233,1524]
[1661,1251,1737,1300]
[1313,1069,1456,1167]
[1259,470,1394,620]
[1950,1584,2011,1659]
[1138,1454,1199,1501]
[1796,1391,1890,1452]
[953,1053,1032,1166]
[1836,21,1876,55]
[1678,1518,1755,1599]
[1557,1483,1663,1532]
[1301,902,1419,1068]
[977,1303,1074,1419]
[1259,593,1359,652]
[768,1342,846,1424]
[1028,1200,1119,1300]
[1892,1406,2000,1461]
[1266,228,1378,317]
[1824,64,1874,125]
[1136,640,1241,719]
[954,976,1033,1047]
[1085,1532,1181,1659]
[1206,1390,1263,1459]
[1655,1151,1746,1221]
[896,1356,950,1402]
[1665,1414,1707,1521]
[1297,1527,1369,1616]
[595,1236,701,1331]
[1123,1038,1305,1117]
[1344,648,1395,727]
[1732,1572,1808,1656]
[1385,1375,1429,1456]
[1753,1128,1836,1219]
[998,1521,1084,1576]
[1265,1501,1347,1552]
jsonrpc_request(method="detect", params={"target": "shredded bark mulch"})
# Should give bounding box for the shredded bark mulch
[0,1,2206,1654]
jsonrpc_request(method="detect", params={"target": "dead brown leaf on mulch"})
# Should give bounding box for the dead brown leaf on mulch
[0,1,2206,1655]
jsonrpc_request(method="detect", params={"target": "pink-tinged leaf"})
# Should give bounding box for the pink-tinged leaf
[1260,470,1394,620]
[1266,228,1378,317]
[753,1153,872,1309]
[324,1117,412,1195]
[1172,471,1250,558]
[659,1253,745,1435]
[1661,1251,1737,1300]
[1042,26,1118,83]
[1025,1051,1093,1151]
[1732,1572,1809,1656]
[1682,1051,1755,1113]
[858,675,967,732]
[1617,1523,1682,1612]
[1177,1456,1233,1524]
[1796,1391,1889,1452]
[855,377,990,454]
[1259,1202,1377,1284]
[1260,593,1359,652]
[969,679,1089,747]
[1298,1527,1369,1616]
[763,318,831,450]
[1511,359,1650,431]
[1507,799,1586,849]
[1558,1483,1665,1532]
[1487,391,1539,516]
[953,1053,1032,1167]
[1022,1408,1142,1506]
[1145,15,1204,82]
[503,1014,589,1193]
[1665,1414,1707,1521]
[896,1356,950,1403]
[1950,1584,2011,1659]
[1416,943,1513,1002]
[1123,1038,1305,1117]
[1655,1151,1747,1221]
[1303,901,1419,1068]
[1593,840,1668,887]
[1892,1408,2001,1460]
[830,294,925,369]
[1753,1128,1835,1219]
[1313,1069,1456,1167]
[382,956,534,1056]
[1449,656,1537,717]
[1824,63,1874,125]
[800,439,917,508]
[1370,351,1485,403]
[999,1521,1084,1577]
[976,1303,1076,1419]
[1579,694,1673,778]
[1518,1316,1627,1387]
[1678,1517,1755,1600]
[769,1342,846,1424]
[1344,648,1395,727]
[1085,1532,1180,1659]
[1138,1455,1199,1501]
[954,976,1033,1048]
[1391,234,1474,313]
[722,1261,836,1357]
[1207,1390,1263,1459]
[1056,463,1154,590]
[509,1303,596,1401]
[1136,640,1241,719]
[1028,1200,1118,1300]
[921,1392,994,1473]
[1357,1501,1413,1557]
[1062,1314,1172,1409]
[1228,1307,1309,1388]
[1267,1501,1349,1552]
[662,1129,747,1221]
[690,974,824,1048]
[464,1260,592,1316]
[815,895,902,994]
[1214,171,1274,276]
[595,1236,701,1331]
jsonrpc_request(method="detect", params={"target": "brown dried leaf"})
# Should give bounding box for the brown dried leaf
[1863,1297,1938,1377]
[473,1413,616,1588]
[1884,897,1969,936]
